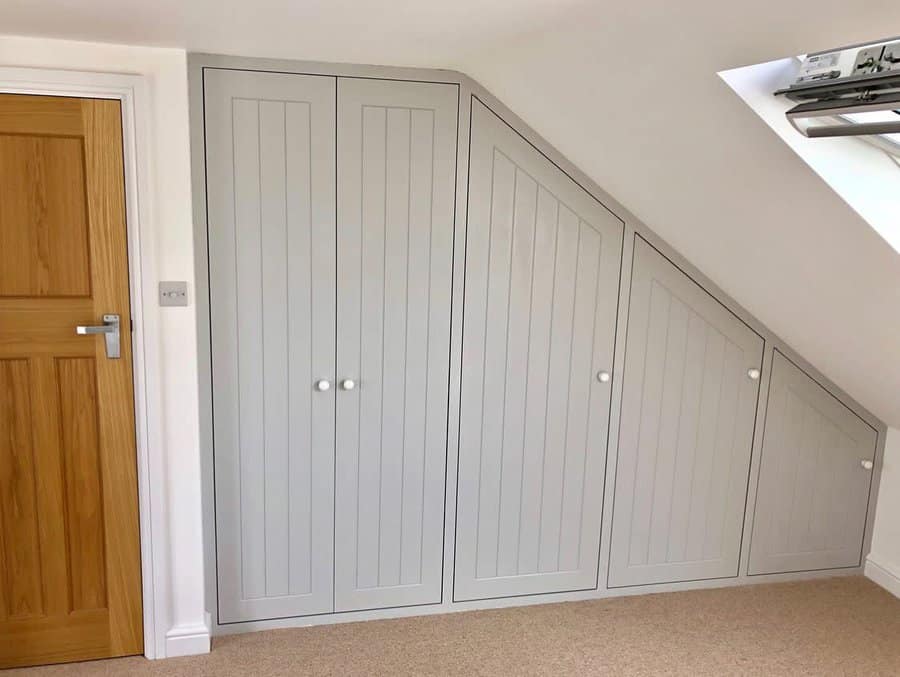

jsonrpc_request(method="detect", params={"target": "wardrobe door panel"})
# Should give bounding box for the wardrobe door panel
[334,78,458,612]
[608,237,763,587]
[205,69,337,622]
[454,99,623,601]
[748,351,877,574]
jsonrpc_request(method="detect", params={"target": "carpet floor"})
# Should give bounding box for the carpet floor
[10,576,900,676]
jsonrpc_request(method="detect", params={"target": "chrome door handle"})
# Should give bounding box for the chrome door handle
[76,314,121,359]
[340,379,356,391]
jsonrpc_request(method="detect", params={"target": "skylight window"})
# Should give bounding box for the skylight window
[840,110,900,153]
[787,50,900,154]
[720,57,900,254]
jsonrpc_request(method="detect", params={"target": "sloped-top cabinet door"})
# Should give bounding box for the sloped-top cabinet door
[334,78,458,612]
[454,99,624,601]
[748,351,877,575]
[205,69,337,622]
[608,237,763,587]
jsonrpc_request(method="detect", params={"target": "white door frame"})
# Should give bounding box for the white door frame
[0,67,169,659]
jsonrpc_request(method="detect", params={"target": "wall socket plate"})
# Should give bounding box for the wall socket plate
[159,281,188,307]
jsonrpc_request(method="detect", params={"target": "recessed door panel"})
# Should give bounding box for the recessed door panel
[748,351,877,574]
[608,237,763,587]
[454,99,623,601]
[205,69,337,622]
[334,78,458,611]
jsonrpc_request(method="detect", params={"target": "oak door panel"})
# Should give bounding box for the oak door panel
[0,134,91,296]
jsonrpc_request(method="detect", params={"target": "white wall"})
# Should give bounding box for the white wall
[0,35,207,655]
[868,428,900,597]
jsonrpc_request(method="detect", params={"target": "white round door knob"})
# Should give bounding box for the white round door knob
[597,371,611,383]
[747,368,761,380]
[860,459,874,471]
[340,379,356,391]
[314,379,331,392]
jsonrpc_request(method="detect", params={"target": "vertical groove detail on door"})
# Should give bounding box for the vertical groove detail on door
[335,79,457,612]
[206,69,337,622]
[455,99,623,602]
[748,351,876,574]
[608,237,762,588]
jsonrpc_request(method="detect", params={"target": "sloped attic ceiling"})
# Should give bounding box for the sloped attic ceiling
[2,0,899,425]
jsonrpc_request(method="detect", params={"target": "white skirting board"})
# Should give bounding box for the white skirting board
[865,556,900,599]
[165,614,211,658]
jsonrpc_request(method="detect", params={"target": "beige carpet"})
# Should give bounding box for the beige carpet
[10,577,900,676]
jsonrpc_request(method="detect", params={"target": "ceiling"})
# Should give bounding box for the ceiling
[2,0,900,425]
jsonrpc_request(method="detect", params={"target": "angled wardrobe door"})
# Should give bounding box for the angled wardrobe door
[748,351,877,575]
[205,69,337,622]
[454,99,623,601]
[334,78,458,611]
[608,237,763,587]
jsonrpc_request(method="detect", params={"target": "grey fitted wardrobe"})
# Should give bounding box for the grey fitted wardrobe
[195,56,884,632]
[205,68,458,621]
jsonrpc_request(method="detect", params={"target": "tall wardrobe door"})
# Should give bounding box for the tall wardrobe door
[608,237,763,587]
[748,351,877,574]
[454,99,624,602]
[334,78,458,611]
[205,69,337,622]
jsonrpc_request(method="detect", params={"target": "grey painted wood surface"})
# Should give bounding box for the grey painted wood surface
[454,99,623,602]
[748,350,877,575]
[205,69,338,622]
[334,78,458,612]
[608,236,763,588]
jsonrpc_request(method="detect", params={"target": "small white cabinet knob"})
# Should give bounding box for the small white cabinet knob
[340,379,356,391]
[314,379,331,392]
[597,371,611,383]
[860,459,874,471]
[747,368,761,380]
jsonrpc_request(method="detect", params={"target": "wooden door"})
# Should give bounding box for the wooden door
[748,351,877,574]
[454,99,623,602]
[334,78,457,611]
[204,69,337,622]
[0,94,142,667]
[608,236,763,587]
